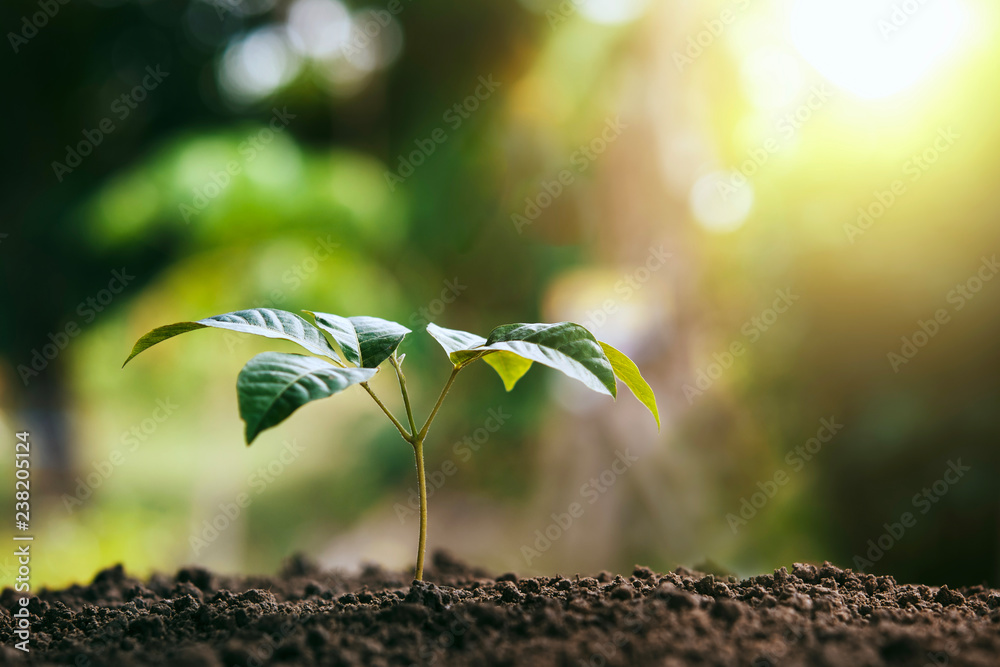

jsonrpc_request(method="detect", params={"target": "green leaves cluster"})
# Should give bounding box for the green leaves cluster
[425,322,659,428]
[124,308,659,444]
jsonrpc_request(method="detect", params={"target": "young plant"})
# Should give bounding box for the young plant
[124,308,658,579]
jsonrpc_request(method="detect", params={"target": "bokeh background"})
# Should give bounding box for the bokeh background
[2,0,999,589]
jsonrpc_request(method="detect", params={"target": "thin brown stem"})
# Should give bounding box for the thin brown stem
[412,438,428,580]
[362,382,412,442]
[391,355,418,438]
[410,367,462,580]
[416,367,461,442]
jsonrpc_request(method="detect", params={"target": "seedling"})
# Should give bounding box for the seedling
[124,309,658,579]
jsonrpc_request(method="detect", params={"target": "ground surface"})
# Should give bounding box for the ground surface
[1,552,999,666]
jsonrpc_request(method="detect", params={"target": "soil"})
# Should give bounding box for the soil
[2,552,999,666]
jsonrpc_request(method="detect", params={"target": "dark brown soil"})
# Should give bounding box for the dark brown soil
[2,552,999,666]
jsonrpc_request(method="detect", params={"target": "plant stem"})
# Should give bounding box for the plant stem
[361,382,412,441]
[412,438,428,580]
[416,367,461,442]
[391,355,418,438]
[409,366,461,580]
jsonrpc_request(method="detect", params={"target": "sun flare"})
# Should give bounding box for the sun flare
[790,0,969,99]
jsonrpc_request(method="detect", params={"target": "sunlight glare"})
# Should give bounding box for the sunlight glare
[790,0,969,99]
[219,26,301,104]
[690,171,754,233]
[578,0,649,25]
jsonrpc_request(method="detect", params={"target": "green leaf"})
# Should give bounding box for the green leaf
[599,342,660,430]
[426,323,531,389]
[237,352,376,444]
[425,323,487,366]
[124,308,341,366]
[481,323,617,397]
[483,352,533,391]
[427,322,615,396]
[306,312,410,368]
[427,321,623,396]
